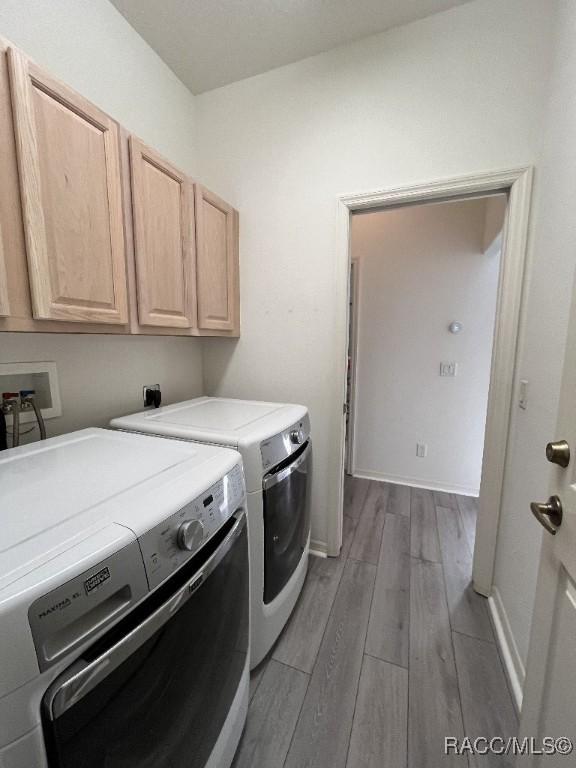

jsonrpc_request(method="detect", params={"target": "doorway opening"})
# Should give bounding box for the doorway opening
[332,168,533,605]
[346,194,506,497]
[332,174,533,752]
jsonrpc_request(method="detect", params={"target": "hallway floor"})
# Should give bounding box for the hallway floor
[234,478,518,768]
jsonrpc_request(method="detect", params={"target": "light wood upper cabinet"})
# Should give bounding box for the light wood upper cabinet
[129,137,196,328]
[195,184,239,334]
[7,47,129,325]
[0,39,240,338]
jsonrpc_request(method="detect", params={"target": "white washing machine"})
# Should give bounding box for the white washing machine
[111,397,312,668]
[0,428,249,768]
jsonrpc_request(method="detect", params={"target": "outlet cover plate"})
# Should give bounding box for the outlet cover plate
[440,361,458,377]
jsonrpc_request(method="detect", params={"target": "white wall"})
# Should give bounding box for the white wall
[196,0,554,549]
[0,334,203,438]
[0,0,204,441]
[491,0,576,676]
[351,198,501,495]
[483,195,507,257]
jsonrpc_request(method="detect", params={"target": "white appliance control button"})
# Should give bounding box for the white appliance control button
[177,520,204,551]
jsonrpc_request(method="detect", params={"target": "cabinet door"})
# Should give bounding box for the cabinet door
[7,48,128,324]
[129,137,195,328]
[195,185,239,334]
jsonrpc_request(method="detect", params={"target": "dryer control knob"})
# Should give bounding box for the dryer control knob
[177,520,204,551]
[290,429,304,445]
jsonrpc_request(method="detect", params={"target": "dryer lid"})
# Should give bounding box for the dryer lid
[145,398,284,431]
[111,397,308,449]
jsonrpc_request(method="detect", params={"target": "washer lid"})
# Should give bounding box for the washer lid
[111,396,307,448]
[0,428,239,591]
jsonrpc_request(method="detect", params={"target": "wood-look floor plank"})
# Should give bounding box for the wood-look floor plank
[273,552,345,674]
[456,494,479,556]
[274,507,358,675]
[433,490,459,509]
[453,632,518,768]
[249,658,269,702]
[341,508,360,560]
[349,481,389,564]
[232,660,309,768]
[436,505,493,642]
[387,482,411,517]
[239,482,513,768]
[344,476,371,519]
[410,487,441,562]
[409,558,466,768]
[284,559,376,768]
[365,513,410,667]
[346,655,408,768]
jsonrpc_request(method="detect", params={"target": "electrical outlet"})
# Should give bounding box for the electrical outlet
[440,361,458,377]
[143,384,161,408]
[416,443,428,458]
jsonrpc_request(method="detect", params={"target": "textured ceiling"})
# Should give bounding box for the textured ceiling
[110,0,474,94]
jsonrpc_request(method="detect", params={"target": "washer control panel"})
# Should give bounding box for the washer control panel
[139,462,245,590]
[177,519,205,551]
[261,412,310,473]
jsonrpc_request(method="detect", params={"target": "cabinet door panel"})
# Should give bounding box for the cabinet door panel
[195,184,239,333]
[8,48,128,324]
[129,137,195,328]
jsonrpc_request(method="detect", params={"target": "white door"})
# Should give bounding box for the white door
[519,285,576,762]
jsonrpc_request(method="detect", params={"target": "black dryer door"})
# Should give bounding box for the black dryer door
[262,440,311,604]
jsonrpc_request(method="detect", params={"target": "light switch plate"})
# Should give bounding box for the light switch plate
[440,361,458,377]
[519,379,529,410]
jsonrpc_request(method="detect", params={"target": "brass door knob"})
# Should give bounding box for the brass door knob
[546,440,570,468]
[530,495,563,535]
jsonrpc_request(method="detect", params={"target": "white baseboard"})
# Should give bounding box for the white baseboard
[488,587,525,713]
[351,469,479,497]
[310,539,328,558]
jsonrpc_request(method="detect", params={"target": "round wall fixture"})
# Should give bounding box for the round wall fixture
[449,321,463,334]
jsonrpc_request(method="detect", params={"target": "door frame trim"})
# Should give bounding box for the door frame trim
[346,257,361,475]
[331,166,534,598]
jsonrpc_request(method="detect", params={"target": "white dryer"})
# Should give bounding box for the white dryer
[0,428,248,768]
[111,397,312,668]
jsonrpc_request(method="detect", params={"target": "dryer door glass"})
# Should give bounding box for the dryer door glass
[262,441,312,604]
[42,514,249,768]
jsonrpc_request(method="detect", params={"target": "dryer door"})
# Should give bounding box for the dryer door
[262,441,312,604]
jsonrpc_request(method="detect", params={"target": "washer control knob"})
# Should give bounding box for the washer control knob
[177,520,204,551]
[290,429,304,445]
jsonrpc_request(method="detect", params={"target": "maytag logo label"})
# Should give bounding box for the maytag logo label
[84,567,111,595]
